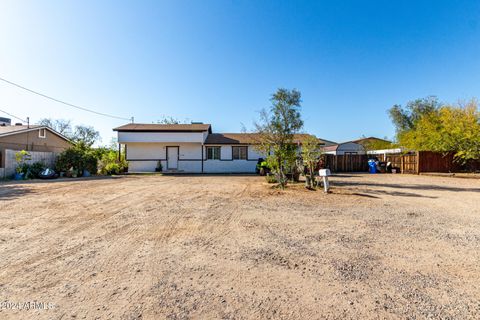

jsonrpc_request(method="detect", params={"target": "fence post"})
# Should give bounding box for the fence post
[415,151,420,174]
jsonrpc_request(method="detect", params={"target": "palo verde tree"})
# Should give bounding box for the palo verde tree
[301,135,323,189]
[388,97,480,163]
[254,88,304,188]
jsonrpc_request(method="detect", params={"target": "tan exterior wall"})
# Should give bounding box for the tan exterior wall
[0,129,71,167]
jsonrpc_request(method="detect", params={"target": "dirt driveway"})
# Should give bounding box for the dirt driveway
[0,174,479,319]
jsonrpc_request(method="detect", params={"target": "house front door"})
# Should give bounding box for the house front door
[167,147,179,170]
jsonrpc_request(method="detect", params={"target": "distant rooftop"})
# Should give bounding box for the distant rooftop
[113,123,212,132]
[205,133,332,145]
[0,125,41,136]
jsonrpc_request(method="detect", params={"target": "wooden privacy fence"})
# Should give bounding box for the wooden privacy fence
[2,149,58,178]
[371,151,480,174]
[320,151,480,174]
[322,154,369,172]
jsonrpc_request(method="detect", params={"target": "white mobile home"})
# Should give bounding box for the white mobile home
[114,123,318,173]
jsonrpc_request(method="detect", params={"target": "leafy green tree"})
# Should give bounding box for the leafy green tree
[72,125,100,147]
[301,135,323,189]
[38,118,72,136]
[358,137,394,151]
[388,96,441,133]
[254,88,304,188]
[157,116,181,124]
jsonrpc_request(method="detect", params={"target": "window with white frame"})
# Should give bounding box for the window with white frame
[232,146,247,160]
[38,128,46,138]
[206,146,221,160]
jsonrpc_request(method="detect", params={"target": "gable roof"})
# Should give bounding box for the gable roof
[0,125,72,143]
[0,124,41,135]
[322,140,365,152]
[204,133,328,145]
[351,137,391,145]
[113,123,212,133]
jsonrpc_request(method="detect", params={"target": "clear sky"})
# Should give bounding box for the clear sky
[1,1,479,145]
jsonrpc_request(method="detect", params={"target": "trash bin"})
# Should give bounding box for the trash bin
[368,159,377,174]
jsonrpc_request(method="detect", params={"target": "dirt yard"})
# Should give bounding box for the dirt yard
[0,174,479,319]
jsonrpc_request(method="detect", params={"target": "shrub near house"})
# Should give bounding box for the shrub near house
[55,143,127,176]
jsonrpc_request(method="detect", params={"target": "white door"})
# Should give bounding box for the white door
[167,147,179,169]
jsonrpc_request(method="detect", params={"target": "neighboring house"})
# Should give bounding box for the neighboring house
[351,137,392,150]
[323,141,366,155]
[323,137,393,156]
[0,123,72,168]
[114,123,326,173]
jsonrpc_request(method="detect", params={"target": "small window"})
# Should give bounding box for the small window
[38,128,46,138]
[206,147,221,160]
[232,146,247,160]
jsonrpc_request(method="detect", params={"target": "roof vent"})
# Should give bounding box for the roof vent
[191,121,203,124]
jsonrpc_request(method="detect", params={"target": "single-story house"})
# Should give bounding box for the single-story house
[0,121,72,169]
[114,123,327,173]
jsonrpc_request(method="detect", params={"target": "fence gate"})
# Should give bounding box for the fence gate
[401,153,418,174]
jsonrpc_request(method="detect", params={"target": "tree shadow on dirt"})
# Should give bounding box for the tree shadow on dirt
[337,189,438,199]
[0,175,123,186]
[0,185,33,200]
[332,180,480,193]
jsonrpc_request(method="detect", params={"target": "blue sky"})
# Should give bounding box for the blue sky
[1,1,479,144]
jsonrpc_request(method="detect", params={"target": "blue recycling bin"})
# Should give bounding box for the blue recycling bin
[368,159,377,174]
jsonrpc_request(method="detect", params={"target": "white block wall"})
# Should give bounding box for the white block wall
[119,131,206,143]
[203,160,258,173]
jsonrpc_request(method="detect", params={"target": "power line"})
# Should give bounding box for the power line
[0,76,132,121]
[0,108,27,123]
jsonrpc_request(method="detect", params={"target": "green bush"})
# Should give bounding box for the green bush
[98,149,127,175]
[15,161,46,179]
[56,142,98,175]
[27,162,46,179]
[56,142,127,177]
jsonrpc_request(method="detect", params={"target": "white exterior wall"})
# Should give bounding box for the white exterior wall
[126,142,203,173]
[119,131,207,143]
[124,140,266,173]
[203,160,257,173]
[203,145,265,173]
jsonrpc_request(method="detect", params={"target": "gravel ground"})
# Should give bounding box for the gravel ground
[0,174,479,319]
